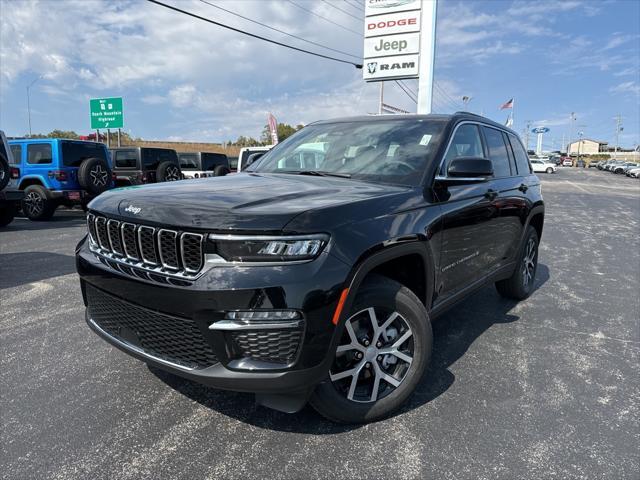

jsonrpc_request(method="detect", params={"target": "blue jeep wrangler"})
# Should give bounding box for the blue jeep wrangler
[9,138,113,220]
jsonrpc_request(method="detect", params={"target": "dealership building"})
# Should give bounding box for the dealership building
[567,138,608,155]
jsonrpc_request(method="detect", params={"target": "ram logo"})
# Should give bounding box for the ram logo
[367,62,378,74]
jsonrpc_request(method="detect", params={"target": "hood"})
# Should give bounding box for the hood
[88,173,412,231]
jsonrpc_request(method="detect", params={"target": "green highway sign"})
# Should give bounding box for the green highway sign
[90,97,124,129]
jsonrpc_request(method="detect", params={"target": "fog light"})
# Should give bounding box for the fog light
[225,310,301,322]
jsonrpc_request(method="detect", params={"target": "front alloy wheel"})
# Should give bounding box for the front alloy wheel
[330,307,414,403]
[310,275,431,423]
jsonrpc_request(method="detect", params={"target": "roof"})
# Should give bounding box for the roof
[569,138,608,145]
[8,138,103,145]
[311,112,516,134]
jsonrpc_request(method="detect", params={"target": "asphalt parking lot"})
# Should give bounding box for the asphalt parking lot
[1,168,639,480]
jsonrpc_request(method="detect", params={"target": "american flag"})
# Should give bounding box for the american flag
[500,98,514,110]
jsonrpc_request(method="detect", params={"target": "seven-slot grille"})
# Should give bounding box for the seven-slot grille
[87,213,204,277]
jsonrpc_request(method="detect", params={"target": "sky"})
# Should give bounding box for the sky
[1,0,639,151]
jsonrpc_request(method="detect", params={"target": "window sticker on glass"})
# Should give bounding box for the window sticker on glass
[419,134,432,146]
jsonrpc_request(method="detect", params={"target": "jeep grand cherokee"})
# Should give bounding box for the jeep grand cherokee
[76,113,544,423]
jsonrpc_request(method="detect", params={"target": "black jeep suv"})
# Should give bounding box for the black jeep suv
[77,113,544,423]
[111,147,182,187]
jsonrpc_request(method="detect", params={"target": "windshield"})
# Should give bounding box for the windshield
[250,119,446,186]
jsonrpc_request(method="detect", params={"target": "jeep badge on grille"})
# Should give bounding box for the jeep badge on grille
[124,205,141,215]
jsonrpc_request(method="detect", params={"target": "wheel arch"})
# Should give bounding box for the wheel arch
[334,241,436,330]
[18,176,46,190]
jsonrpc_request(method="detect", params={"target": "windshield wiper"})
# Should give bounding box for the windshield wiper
[292,170,352,178]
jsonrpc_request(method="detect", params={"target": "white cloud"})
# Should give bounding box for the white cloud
[610,81,640,96]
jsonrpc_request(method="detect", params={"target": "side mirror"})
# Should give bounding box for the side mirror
[447,157,493,178]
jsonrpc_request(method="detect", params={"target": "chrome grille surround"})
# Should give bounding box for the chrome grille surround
[86,213,205,283]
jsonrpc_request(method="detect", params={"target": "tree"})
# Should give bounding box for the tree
[47,129,80,139]
[260,122,303,144]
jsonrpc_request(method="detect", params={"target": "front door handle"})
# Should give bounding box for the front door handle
[485,189,498,200]
[519,183,528,193]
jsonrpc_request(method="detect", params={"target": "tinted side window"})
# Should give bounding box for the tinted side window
[482,127,511,177]
[143,149,178,169]
[202,153,228,170]
[115,150,137,168]
[508,133,531,175]
[10,145,22,165]
[179,154,199,170]
[61,141,107,167]
[27,144,53,164]
[443,124,484,173]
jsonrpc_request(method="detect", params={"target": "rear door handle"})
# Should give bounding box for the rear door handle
[485,189,498,200]
[519,183,528,192]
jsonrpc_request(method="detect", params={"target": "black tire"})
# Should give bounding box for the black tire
[310,275,432,423]
[157,162,181,182]
[21,184,55,221]
[77,157,111,195]
[0,153,10,191]
[213,165,230,177]
[0,203,16,227]
[495,226,539,300]
[546,167,553,174]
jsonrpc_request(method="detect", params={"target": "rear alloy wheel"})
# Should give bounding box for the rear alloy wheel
[22,185,55,221]
[310,275,431,423]
[496,226,539,299]
[546,167,554,174]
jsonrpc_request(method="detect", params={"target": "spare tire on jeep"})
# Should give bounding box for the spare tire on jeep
[78,157,111,195]
[157,161,181,182]
[0,153,10,191]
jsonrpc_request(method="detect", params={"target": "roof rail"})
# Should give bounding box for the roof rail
[454,111,485,118]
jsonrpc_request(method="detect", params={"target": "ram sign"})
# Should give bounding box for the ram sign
[363,0,424,82]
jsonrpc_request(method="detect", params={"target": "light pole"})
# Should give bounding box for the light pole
[26,75,44,137]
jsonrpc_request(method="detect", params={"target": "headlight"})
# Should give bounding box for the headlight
[208,234,328,263]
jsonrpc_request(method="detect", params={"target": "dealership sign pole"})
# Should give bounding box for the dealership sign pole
[532,126,550,155]
[363,0,437,114]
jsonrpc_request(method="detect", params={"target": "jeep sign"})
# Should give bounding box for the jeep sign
[362,54,420,81]
[364,32,420,58]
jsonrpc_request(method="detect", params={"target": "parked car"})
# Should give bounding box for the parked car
[562,158,573,167]
[604,160,625,171]
[549,155,561,166]
[8,138,112,220]
[613,162,639,174]
[111,147,182,187]
[77,112,544,423]
[626,166,640,178]
[576,159,586,168]
[0,130,24,227]
[178,152,230,179]
[236,146,273,172]
[529,158,556,174]
[588,160,601,168]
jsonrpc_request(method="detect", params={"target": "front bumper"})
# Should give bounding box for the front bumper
[76,236,351,395]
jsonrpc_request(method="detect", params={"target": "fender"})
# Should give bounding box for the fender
[333,240,436,332]
[18,175,48,189]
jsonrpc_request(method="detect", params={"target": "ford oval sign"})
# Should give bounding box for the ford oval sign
[532,127,550,134]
